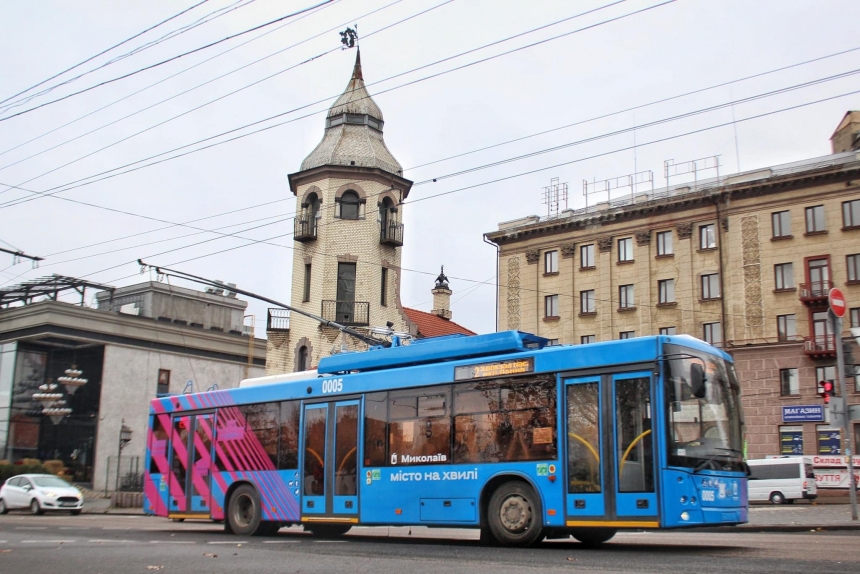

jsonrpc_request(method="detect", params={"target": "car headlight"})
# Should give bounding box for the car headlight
[44,491,58,498]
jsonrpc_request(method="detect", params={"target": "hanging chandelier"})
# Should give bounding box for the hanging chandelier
[57,365,87,394]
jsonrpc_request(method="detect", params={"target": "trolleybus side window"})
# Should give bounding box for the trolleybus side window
[303,407,327,495]
[278,401,301,469]
[566,383,600,493]
[388,389,452,465]
[241,403,279,467]
[335,404,359,495]
[149,416,169,474]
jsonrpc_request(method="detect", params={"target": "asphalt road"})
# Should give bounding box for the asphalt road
[0,513,858,573]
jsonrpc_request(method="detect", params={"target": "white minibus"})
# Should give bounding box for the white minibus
[747,457,817,504]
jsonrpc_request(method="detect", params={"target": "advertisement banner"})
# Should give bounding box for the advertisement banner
[814,469,860,489]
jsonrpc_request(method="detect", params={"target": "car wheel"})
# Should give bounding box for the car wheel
[70,509,82,516]
[30,499,44,515]
[487,481,544,547]
[769,491,785,505]
[570,528,617,547]
[227,484,266,536]
[0,499,8,515]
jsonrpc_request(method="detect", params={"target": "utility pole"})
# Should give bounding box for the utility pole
[829,288,857,521]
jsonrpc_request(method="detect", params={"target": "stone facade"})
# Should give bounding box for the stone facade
[486,124,860,460]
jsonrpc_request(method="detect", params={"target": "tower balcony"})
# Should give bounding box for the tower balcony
[803,335,837,358]
[321,300,369,326]
[267,308,290,332]
[380,222,404,247]
[799,281,833,306]
[294,217,317,242]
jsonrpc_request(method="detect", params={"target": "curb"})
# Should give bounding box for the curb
[698,524,860,533]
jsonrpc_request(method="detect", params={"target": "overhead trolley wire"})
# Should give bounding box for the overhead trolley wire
[0,0,338,123]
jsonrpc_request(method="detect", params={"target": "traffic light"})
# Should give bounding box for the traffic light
[818,380,835,404]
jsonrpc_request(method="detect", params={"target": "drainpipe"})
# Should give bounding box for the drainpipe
[483,235,500,333]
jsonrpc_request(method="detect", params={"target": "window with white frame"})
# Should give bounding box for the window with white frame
[774,262,794,290]
[545,294,559,318]
[545,250,558,274]
[699,224,716,249]
[656,230,673,256]
[701,273,720,299]
[580,290,595,314]
[617,238,633,262]
[805,205,826,233]
[851,308,860,329]
[580,244,595,268]
[703,322,722,345]
[843,199,860,228]
[772,210,792,238]
[848,254,860,282]
[619,331,634,339]
[618,284,634,309]
[658,279,675,304]
[659,326,676,336]
[581,335,596,344]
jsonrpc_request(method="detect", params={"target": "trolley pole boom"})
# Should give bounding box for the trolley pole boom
[137,260,388,348]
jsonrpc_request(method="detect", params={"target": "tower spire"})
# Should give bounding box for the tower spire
[353,47,363,81]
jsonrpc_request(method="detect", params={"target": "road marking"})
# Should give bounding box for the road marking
[262,540,300,544]
[15,527,47,530]
[22,540,76,544]
[207,541,242,545]
[314,540,346,543]
[149,540,196,544]
[87,539,139,543]
[60,526,92,530]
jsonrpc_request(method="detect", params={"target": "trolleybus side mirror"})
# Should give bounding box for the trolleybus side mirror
[690,363,706,399]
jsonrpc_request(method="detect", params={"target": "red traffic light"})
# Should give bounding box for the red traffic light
[818,380,834,404]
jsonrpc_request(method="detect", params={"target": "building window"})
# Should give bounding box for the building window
[701,273,720,299]
[699,224,716,249]
[851,308,860,328]
[843,199,860,228]
[338,190,361,220]
[777,314,796,342]
[297,346,309,372]
[656,230,673,256]
[658,279,675,304]
[547,339,559,346]
[817,425,841,455]
[703,322,722,345]
[545,295,559,318]
[157,369,170,395]
[772,210,792,238]
[335,262,357,323]
[619,331,634,340]
[580,290,595,314]
[780,368,800,396]
[618,238,633,262]
[853,364,860,393]
[581,335,596,345]
[580,244,595,268]
[302,263,312,302]
[805,205,826,233]
[618,284,634,309]
[779,425,803,455]
[774,262,794,290]
[659,327,676,336]
[848,254,860,283]
[380,267,388,307]
[545,250,558,274]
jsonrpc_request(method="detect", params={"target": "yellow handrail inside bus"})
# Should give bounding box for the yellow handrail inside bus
[568,432,599,463]
[619,429,651,476]
[306,447,324,466]
[338,447,356,472]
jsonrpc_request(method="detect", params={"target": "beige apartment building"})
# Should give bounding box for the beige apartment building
[485,112,860,462]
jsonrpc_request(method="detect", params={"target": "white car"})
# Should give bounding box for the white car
[0,474,84,515]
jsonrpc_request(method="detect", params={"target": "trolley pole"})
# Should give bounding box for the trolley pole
[830,295,858,521]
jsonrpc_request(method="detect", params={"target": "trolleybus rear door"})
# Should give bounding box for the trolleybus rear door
[168,412,214,517]
[301,400,360,523]
[564,377,606,519]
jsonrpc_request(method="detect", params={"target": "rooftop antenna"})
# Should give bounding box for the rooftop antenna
[541,177,568,218]
[664,155,720,192]
[583,170,654,208]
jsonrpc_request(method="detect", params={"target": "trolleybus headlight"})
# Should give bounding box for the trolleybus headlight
[680,511,690,521]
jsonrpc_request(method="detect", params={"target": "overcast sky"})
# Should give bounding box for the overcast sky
[1,0,858,336]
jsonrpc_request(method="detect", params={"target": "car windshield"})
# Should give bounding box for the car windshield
[32,476,71,488]
[664,344,745,472]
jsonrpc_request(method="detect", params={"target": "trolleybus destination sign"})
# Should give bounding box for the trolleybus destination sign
[454,357,534,380]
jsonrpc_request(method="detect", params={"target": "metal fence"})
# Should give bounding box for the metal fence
[104,455,142,496]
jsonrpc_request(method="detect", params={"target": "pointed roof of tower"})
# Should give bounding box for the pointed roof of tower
[298,49,402,175]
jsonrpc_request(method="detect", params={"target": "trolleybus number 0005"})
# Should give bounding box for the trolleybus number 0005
[321,378,344,394]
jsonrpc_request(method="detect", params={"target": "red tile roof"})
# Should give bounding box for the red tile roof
[402,307,476,339]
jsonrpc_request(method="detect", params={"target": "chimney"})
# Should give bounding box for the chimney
[431,266,452,320]
[830,111,860,153]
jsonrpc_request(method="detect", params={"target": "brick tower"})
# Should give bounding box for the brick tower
[266,49,414,373]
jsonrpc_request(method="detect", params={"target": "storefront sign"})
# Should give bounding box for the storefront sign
[814,468,860,489]
[817,429,841,455]
[781,405,824,422]
[779,430,803,455]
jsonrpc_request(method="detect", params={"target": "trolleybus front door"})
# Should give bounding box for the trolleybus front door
[300,400,360,524]
[565,372,658,527]
[167,412,214,518]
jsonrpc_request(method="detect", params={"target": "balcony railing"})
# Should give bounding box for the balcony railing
[267,308,291,332]
[799,280,833,304]
[803,334,837,357]
[321,300,369,326]
[380,222,404,246]
[294,217,317,242]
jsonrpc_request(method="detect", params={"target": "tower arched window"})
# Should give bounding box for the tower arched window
[339,190,360,220]
[306,192,321,220]
[297,346,309,372]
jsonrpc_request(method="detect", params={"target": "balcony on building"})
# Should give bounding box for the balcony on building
[798,280,833,306]
[267,308,291,332]
[321,300,370,326]
[803,334,837,358]
[294,216,317,242]
[380,222,404,247]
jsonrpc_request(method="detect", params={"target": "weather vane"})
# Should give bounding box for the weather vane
[340,25,358,49]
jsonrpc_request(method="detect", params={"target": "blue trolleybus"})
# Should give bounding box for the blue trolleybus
[143,331,747,546]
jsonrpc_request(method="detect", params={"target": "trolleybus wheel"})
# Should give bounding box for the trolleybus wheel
[769,491,785,505]
[227,484,265,536]
[305,524,352,538]
[487,481,543,547]
[570,528,616,547]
